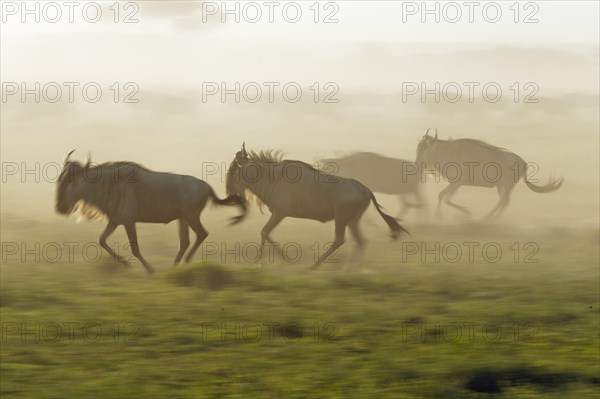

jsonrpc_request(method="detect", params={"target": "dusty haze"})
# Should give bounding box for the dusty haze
[1,1,598,230]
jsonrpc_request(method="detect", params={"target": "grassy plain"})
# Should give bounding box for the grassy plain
[1,219,598,398]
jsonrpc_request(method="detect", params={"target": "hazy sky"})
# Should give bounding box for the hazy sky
[2,1,599,93]
[2,1,599,43]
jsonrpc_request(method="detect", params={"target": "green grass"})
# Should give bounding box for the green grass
[1,223,598,398]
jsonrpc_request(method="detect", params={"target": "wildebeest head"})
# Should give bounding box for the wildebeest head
[226,142,250,196]
[55,150,90,215]
[416,128,440,170]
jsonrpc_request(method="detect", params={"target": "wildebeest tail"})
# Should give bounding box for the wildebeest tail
[524,169,564,193]
[209,189,247,225]
[351,179,409,239]
[370,192,409,239]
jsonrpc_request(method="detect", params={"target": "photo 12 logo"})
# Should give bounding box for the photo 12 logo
[401,321,539,343]
[1,241,138,265]
[1,322,141,343]
[1,82,140,104]
[401,241,539,264]
[402,82,539,104]
[1,1,140,24]
[200,241,341,264]
[200,161,341,184]
[200,321,339,343]
[400,1,540,24]
[201,1,340,24]
[2,161,141,184]
[200,81,339,104]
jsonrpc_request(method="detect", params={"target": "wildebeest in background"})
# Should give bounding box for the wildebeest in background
[55,151,246,274]
[319,152,425,217]
[226,143,408,269]
[416,129,563,219]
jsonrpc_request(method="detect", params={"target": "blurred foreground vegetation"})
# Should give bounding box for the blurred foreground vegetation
[1,221,598,398]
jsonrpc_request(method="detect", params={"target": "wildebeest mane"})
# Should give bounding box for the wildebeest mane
[227,149,323,212]
[245,150,284,211]
[248,149,284,164]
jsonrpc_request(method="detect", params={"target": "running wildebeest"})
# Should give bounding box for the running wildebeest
[319,152,425,217]
[225,143,409,269]
[415,129,563,219]
[55,151,246,274]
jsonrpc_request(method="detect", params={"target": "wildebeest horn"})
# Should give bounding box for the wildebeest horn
[435,129,438,140]
[85,151,92,166]
[425,128,431,136]
[242,142,247,157]
[64,149,75,164]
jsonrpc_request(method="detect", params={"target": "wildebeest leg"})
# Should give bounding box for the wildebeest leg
[347,215,366,270]
[496,185,515,217]
[436,184,455,216]
[124,223,155,275]
[99,222,129,266]
[184,217,208,263]
[173,219,190,265]
[437,183,469,216]
[311,218,346,270]
[258,213,285,261]
[485,185,512,220]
